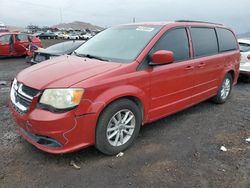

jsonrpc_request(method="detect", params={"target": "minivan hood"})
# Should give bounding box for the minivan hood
[17,55,121,89]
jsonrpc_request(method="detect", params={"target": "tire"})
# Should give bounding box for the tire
[212,73,233,104]
[96,99,142,155]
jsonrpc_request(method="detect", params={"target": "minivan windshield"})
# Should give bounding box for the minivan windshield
[74,25,162,63]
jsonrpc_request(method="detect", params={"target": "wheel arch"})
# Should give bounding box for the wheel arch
[103,96,144,124]
[228,70,235,83]
[82,85,149,124]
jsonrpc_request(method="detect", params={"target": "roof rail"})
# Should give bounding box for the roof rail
[176,20,223,25]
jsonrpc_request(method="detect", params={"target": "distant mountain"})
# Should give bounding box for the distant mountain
[237,32,250,39]
[7,25,26,32]
[52,21,103,31]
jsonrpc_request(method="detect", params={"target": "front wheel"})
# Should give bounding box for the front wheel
[212,73,233,104]
[96,99,142,155]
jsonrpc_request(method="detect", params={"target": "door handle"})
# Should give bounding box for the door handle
[185,65,195,70]
[198,62,206,68]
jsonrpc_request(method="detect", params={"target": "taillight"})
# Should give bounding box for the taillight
[247,54,250,60]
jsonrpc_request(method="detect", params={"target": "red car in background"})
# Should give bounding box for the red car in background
[0,32,42,57]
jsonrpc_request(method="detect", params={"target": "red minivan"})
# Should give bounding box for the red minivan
[0,32,42,57]
[9,21,240,155]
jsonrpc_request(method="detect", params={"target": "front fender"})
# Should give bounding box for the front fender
[75,85,150,121]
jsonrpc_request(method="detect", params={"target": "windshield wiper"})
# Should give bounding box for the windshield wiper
[73,51,109,61]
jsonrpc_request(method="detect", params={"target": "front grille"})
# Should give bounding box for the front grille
[22,85,39,97]
[16,92,32,107]
[10,79,40,114]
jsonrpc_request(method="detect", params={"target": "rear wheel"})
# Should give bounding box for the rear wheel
[212,73,233,104]
[96,99,142,155]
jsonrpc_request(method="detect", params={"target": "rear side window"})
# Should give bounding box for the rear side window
[216,28,238,52]
[152,28,190,61]
[190,28,218,57]
[239,42,250,52]
[0,35,11,43]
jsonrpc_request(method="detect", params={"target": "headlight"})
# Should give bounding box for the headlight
[39,88,84,110]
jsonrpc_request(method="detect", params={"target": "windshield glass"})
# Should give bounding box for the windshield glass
[74,25,162,63]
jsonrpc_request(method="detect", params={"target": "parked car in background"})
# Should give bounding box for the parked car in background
[9,21,240,155]
[67,33,80,40]
[238,39,250,82]
[33,31,43,37]
[27,40,85,64]
[0,32,42,57]
[80,33,92,40]
[56,32,65,39]
[62,33,70,39]
[37,32,58,39]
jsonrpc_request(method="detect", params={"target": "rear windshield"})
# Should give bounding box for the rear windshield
[74,25,163,63]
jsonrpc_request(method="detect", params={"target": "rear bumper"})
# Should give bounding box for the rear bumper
[240,70,250,76]
[240,62,250,76]
[9,101,98,154]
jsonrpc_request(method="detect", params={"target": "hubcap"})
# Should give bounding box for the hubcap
[221,78,231,100]
[106,109,136,147]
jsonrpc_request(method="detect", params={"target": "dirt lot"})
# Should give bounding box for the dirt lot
[0,40,249,188]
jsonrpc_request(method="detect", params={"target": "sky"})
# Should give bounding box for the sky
[0,0,249,34]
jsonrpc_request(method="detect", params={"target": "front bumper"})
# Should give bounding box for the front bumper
[9,101,98,154]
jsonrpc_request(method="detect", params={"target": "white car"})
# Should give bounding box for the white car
[81,33,92,40]
[238,39,250,82]
[62,33,70,39]
[67,33,79,40]
[55,32,64,39]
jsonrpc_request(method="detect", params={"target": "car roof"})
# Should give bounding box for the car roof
[0,32,23,36]
[120,20,226,28]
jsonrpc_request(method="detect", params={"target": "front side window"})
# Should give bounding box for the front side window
[74,25,163,63]
[216,28,238,52]
[0,34,11,43]
[151,28,190,61]
[190,27,218,57]
[16,34,28,41]
[239,42,250,52]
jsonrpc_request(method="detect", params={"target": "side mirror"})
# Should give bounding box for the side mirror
[151,50,174,65]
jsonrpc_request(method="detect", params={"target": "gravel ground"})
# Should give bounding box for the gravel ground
[0,40,249,188]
